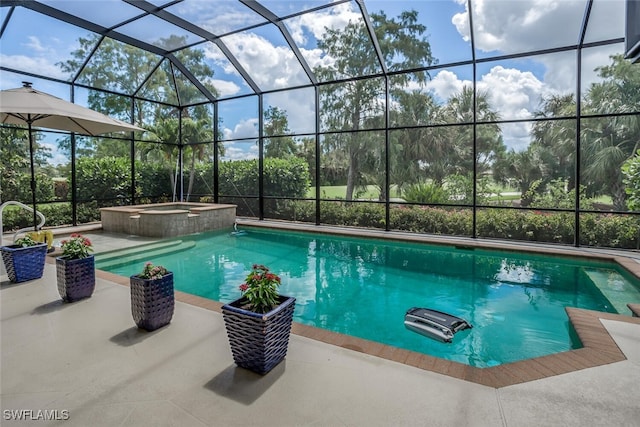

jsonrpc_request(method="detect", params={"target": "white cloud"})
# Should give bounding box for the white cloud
[427,66,551,151]
[209,79,241,98]
[24,36,49,54]
[287,2,361,46]
[222,118,258,141]
[0,54,67,80]
[426,70,466,102]
[452,0,583,54]
[222,141,258,161]
[477,66,546,120]
[221,32,310,89]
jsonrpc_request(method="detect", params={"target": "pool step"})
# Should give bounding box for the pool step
[583,269,640,315]
[95,240,196,270]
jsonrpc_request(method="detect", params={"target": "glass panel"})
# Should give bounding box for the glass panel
[580,212,640,249]
[389,205,473,237]
[283,1,381,83]
[218,97,259,141]
[581,43,632,115]
[477,208,575,245]
[493,119,576,210]
[183,105,214,144]
[219,25,310,91]
[319,130,385,201]
[389,124,473,206]
[76,37,162,95]
[581,117,635,212]
[164,0,267,35]
[264,198,315,223]
[138,59,179,105]
[183,143,214,202]
[76,137,132,208]
[219,141,260,216]
[470,0,587,59]
[583,0,625,43]
[367,0,468,67]
[0,7,98,80]
[258,0,334,17]
[184,42,254,99]
[389,66,474,127]
[221,139,259,162]
[319,77,385,132]
[476,52,577,122]
[263,87,316,135]
[320,201,385,230]
[171,65,209,106]
[135,141,177,203]
[116,14,204,50]
[0,127,49,208]
[38,0,143,28]
[318,134,347,189]
[74,87,135,124]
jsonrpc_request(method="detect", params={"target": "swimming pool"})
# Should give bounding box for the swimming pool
[95,227,640,368]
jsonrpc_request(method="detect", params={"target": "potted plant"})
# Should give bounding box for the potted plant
[221,264,296,374]
[56,233,95,302]
[1,235,47,283]
[130,262,174,331]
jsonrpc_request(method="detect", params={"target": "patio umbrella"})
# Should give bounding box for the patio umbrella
[0,82,147,230]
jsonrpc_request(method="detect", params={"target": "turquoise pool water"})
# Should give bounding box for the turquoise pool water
[95,227,640,367]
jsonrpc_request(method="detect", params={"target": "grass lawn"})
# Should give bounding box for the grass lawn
[307,185,402,199]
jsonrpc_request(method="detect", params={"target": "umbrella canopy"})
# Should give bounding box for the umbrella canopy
[0,82,147,230]
[0,84,145,134]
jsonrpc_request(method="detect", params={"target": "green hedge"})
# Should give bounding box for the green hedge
[285,201,640,249]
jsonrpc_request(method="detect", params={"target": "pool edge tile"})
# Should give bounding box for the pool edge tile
[93,249,640,389]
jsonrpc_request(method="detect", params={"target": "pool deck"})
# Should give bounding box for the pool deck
[2,223,640,426]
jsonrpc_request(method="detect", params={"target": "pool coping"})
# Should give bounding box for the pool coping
[75,220,640,389]
[88,265,640,389]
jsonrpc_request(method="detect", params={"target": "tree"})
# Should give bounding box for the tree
[0,127,53,202]
[581,54,640,210]
[443,86,504,177]
[263,106,297,158]
[530,94,577,191]
[315,9,436,200]
[622,149,640,211]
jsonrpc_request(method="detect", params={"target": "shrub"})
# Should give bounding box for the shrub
[219,158,310,199]
[402,182,449,204]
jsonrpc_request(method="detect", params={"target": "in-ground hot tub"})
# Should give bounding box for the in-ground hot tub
[100,202,236,238]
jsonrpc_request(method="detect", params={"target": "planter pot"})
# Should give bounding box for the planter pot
[222,295,296,375]
[1,243,47,283]
[130,273,174,331]
[56,255,96,302]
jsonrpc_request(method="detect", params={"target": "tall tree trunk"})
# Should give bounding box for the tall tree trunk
[346,148,357,201]
[187,149,196,201]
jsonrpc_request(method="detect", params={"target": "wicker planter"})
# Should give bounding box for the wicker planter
[130,272,174,331]
[222,295,296,374]
[1,243,47,283]
[56,255,96,302]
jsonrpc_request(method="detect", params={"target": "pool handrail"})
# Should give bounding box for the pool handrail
[0,200,46,247]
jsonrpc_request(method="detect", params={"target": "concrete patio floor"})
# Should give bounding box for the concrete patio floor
[2,229,640,426]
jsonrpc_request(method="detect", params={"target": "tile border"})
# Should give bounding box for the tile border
[90,266,640,389]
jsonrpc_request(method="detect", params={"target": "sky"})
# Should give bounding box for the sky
[0,0,628,165]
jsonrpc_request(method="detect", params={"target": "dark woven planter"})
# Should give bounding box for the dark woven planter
[222,295,296,374]
[130,273,174,331]
[56,255,96,302]
[1,243,47,283]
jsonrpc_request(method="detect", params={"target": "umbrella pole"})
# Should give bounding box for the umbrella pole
[28,119,38,231]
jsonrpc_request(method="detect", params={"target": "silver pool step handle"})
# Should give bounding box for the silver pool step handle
[0,200,46,247]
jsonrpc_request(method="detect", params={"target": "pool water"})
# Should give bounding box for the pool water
[95,228,640,367]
